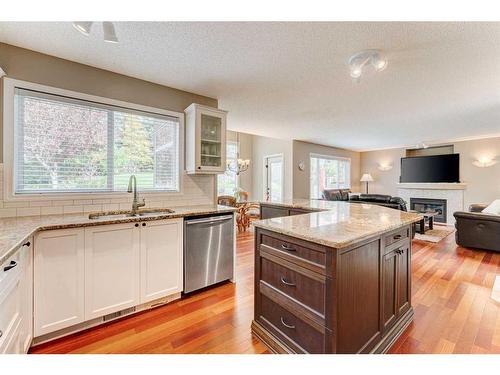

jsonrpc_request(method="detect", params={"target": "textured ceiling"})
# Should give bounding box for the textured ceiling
[1,22,500,151]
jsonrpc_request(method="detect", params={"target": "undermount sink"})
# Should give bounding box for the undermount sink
[88,208,175,220]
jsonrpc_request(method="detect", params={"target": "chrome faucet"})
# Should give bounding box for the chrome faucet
[127,175,145,214]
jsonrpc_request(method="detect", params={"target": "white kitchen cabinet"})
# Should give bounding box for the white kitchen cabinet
[140,219,183,303]
[185,103,227,174]
[34,229,85,337]
[84,223,140,320]
[19,238,33,353]
[0,250,22,353]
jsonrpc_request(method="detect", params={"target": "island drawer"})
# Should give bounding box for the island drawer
[384,226,410,248]
[260,255,325,316]
[258,295,325,354]
[260,232,326,275]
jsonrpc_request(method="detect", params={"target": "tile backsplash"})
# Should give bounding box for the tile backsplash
[0,164,216,218]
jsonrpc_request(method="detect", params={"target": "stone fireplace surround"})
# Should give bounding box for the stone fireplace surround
[396,183,467,225]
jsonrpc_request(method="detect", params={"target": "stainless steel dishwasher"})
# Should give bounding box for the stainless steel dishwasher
[183,214,234,293]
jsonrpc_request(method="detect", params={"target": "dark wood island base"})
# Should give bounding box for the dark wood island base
[251,224,414,354]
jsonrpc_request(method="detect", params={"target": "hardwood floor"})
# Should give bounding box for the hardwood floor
[30,227,500,354]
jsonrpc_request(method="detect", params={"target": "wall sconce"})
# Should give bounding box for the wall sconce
[472,157,497,168]
[377,163,393,171]
[0,66,6,78]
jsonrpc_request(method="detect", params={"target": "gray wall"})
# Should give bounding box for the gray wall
[0,42,217,162]
[292,140,361,198]
[360,137,500,208]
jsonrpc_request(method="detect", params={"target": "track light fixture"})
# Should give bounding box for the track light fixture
[348,49,387,83]
[72,21,119,43]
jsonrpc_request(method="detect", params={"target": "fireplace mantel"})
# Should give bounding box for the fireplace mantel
[396,183,467,190]
[396,183,466,224]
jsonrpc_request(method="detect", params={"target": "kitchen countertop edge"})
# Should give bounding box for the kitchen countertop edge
[0,205,237,265]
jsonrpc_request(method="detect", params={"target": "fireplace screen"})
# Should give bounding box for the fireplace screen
[410,198,447,223]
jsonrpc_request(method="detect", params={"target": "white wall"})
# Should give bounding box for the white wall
[252,135,293,201]
[360,137,500,209]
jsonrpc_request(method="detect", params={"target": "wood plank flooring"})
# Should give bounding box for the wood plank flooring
[30,228,500,354]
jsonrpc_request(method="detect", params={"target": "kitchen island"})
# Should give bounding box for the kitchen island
[252,200,422,354]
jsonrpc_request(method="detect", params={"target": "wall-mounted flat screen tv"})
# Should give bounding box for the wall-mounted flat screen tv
[400,154,460,183]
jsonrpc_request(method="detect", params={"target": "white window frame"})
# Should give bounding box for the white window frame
[3,78,185,202]
[309,153,351,199]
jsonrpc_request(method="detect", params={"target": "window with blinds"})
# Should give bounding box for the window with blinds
[310,154,351,199]
[13,88,180,194]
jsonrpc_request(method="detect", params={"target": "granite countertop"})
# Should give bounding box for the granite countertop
[254,200,422,248]
[0,205,236,265]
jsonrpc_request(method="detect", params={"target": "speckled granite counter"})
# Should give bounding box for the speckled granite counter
[0,205,236,265]
[254,200,422,248]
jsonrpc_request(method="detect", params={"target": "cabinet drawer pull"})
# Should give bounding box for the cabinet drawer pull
[280,277,296,287]
[281,244,296,252]
[393,234,402,240]
[23,241,31,247]
[280,317,295,329]
[3,260,17,272]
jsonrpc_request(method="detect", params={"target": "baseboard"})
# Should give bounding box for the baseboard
[371,308,414,354]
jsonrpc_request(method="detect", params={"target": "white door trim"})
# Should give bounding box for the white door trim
[263,153,284,202]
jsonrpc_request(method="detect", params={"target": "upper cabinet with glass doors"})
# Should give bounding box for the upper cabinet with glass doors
[185,103,227,174]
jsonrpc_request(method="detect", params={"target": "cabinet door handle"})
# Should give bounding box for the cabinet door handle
[281,244,296,252]
[23,241,31,247]
[280,277,296,287]
[0,330,2,338]
[280,317,295,329]
[393,234,402,240]
[3,260,17,272]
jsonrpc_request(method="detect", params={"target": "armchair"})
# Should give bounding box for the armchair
[454,204,500,252]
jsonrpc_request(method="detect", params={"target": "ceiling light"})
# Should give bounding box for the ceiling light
[374,57,387,72]
[72,21,119,44]
[348,49,388,82]
[103,22,118,43]
[350,66,362,79]
[72,22,93,36]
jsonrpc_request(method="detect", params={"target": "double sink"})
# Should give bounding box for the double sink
[88,208,175,220]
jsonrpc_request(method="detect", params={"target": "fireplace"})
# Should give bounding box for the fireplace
[410,198,447,223]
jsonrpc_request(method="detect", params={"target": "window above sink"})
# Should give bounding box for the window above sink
[3,78,185,201]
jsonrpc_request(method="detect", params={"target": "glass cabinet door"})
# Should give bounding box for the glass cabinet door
[200,113,223,168]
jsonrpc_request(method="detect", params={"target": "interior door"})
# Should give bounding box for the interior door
[264,155,284,202]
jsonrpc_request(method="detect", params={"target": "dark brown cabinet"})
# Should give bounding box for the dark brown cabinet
[252,226,413,354]
[382,241,411,334]
[260,204,315,220]
[260,205,290,219]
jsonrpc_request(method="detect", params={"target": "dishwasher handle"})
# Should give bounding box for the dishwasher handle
[185,215,233,225]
